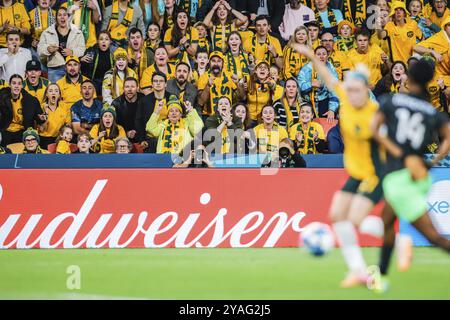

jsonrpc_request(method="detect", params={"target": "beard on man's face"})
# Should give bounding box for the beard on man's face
[211,65,221,75]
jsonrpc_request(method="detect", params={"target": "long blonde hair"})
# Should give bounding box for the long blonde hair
[288,26,311,49]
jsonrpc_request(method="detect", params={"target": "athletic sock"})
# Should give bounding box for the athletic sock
[379,244,394,275]
[359,216,384,238]
[333,220,367,275]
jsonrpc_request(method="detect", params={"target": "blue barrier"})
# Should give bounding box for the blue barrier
[0,153,448,169]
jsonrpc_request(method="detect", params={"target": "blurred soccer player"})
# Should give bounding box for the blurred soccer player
[294,44,385,288]
[372,59,450,292]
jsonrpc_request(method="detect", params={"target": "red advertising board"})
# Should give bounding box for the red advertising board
[0,169,381,249]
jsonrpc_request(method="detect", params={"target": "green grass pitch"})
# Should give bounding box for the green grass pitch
[0,247,448,299]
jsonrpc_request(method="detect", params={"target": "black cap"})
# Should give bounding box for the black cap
[304,20,321,29]
[26,59,41,72]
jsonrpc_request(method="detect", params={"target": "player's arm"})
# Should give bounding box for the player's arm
[371,110,403,159]
[292,44,338,91]
[430,122,450,166]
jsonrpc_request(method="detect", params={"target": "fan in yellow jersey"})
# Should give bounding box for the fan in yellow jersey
[64,0,101,48]
[244,105,288,158]
[29,0,56,51]
[23,59,48,105]
[163,10,198,66]
[295,44,385,289]
[224,31,250,81]
[283,26,311,80]
[429,0,450,27]
[57,55,95,111]
[246,60,284,123]
[140,46,176,95]
[198,51,244,117]
[102,47,138,105]
[203,0,247,52]
[194,22,210,54]
[377,1,423,64]
[289,103,326,154]
[414,16,450,79]
[320,31,352,81]
[0,0,31,47]
[347,29,389,88]
[55,124,73,154]
[146,95,204,154]
[192,50,209,87]
[243,16,283,69]
[90,106,126,154]
[37,83,71,149]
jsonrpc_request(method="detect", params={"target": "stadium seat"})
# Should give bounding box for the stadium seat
[47,143,79,154]
[6,143,24,154]
[313,118,338,138]
[132,143,144,154]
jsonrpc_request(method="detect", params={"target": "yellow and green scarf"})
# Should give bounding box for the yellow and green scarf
[108,1,134,41]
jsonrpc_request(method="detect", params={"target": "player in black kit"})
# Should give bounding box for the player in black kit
[371,59,450,292]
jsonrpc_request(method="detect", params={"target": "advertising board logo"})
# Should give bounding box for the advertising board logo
[427,180,450,234]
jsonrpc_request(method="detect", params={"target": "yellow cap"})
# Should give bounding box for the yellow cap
[389,1,409,17]
[255,60,270,68]
[65,55,80,64]
[209,50,224,61]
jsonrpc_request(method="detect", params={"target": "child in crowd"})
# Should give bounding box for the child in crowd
[55,125,74,154]
[75,133,92,154]
[192,50,209,86]
[335,20,355,53]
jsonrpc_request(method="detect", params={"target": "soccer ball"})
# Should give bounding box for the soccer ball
[300,222,335,256]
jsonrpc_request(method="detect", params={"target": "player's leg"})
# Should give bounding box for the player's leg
[329,178,366,287]
[379,203,396,276]
[412,214,450,252]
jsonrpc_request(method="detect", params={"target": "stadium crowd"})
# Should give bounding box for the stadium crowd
[0,0,448,166]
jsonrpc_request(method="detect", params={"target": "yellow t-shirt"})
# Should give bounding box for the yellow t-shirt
[371,33,390,58]
[197,71,238,116]
[24,78,49,105]
[416,30,450,78]
[56,140,71,154]
[329,50,352,81]
[89,124,126,154]
[224,51,250,80]
[333,83,381,182]
[384,19,423,64]
[57,75,96,111]
[29,8,56,43]
[38,103,71,138]
[163,26,199,65]
[140,63,176,90]
[253,123,288,154]
[430,8,450,28]
[347,45,385,87]
[427,74,450,112]
[239,30,254,47]
[288,121,325,154]
[7,95,24,132]
[247,84,284,121]
[243,34,283,64]
[0,3,31,47]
